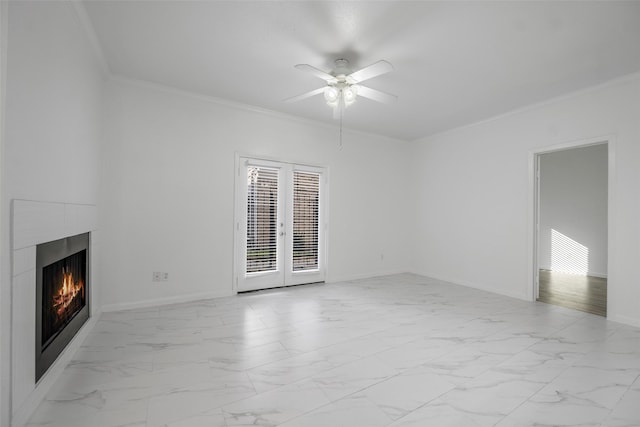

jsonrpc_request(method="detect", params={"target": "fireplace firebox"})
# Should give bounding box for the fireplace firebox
[36,232,90,382]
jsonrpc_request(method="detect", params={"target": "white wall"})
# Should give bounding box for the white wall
[4,2,104,205]
[99,79,410,310]
[0,1,8,425]
[538,144,608,277]
[3,1,105,422]
[407,73,640,326]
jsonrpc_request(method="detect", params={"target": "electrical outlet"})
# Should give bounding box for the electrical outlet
[152,271,162,282]
[162,272,169,281]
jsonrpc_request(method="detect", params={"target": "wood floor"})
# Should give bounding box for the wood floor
[537,269,607,317]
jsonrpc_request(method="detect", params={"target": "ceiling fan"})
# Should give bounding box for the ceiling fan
[285,58,397,119]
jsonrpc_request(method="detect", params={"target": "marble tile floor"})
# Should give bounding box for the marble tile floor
[26,274,640,427]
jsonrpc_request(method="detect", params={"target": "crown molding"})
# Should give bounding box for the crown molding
[69,1,110,76]
[416,71,640,143]
[109,74,408,144]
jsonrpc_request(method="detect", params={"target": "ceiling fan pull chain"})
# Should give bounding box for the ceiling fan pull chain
[339,106,344,150]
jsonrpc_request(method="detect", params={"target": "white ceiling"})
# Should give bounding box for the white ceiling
[82,1,640,141]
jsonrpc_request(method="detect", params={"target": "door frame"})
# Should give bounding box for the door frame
[527,135,615,315]
[233,153,329,293]
[236,157,286,292]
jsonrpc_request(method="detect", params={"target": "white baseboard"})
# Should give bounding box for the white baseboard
[11,311,100,427]
[607,314,640,329]
[326,270,408,284]
[408,270,531,301]
[100,290,231,313]
[587,272,608,279]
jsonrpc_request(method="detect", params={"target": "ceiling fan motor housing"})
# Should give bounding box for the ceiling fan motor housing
[333,58,352,78]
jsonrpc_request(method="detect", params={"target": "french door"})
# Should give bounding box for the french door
[235,157,326,292]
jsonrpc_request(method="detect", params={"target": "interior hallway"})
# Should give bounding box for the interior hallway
[538,269,607,317]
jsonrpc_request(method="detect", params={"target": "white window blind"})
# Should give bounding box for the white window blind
[292,171,320,271]
[246,166,278,273]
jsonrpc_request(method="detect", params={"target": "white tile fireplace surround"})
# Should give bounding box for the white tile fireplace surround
[10,199,98,426]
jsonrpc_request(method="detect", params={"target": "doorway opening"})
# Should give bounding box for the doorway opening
[534,142,608,316]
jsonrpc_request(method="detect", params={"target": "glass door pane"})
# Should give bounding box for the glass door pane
[246,166,279,274]
[292,171,320,272]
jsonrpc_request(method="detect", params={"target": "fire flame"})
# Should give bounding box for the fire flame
[53,269,84,317]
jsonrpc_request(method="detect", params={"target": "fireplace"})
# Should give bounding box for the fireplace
[35,232,90,381]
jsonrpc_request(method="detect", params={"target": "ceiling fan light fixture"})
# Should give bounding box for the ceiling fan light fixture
[343,85,357,106]
[324,86,340,106]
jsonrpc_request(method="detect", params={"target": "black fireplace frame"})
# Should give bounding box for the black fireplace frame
[35,232,90,382]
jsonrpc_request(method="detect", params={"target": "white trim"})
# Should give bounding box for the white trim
[326,270,409,285]
[235,151,330,176]
[528,152,540,302]
[607,138,617,321]
[233,153,242,294]
[286,164,327,287]
[413,72,640,143]
[531,135,613,156]
[68,1,110,75]
[111,75,407,144]
[527,135,615,316]
[237,158,286,292]
[408,270,531,302]
[110,56,640,145]
[608,314,640,329]
[0,1,9,425]
[234,154,328,292]
[100,291,230,313]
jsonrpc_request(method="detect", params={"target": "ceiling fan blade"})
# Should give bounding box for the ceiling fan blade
[283,87,326,103]
[356,85,398,104]
[295,64,338,83]
[347,60,394,83]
